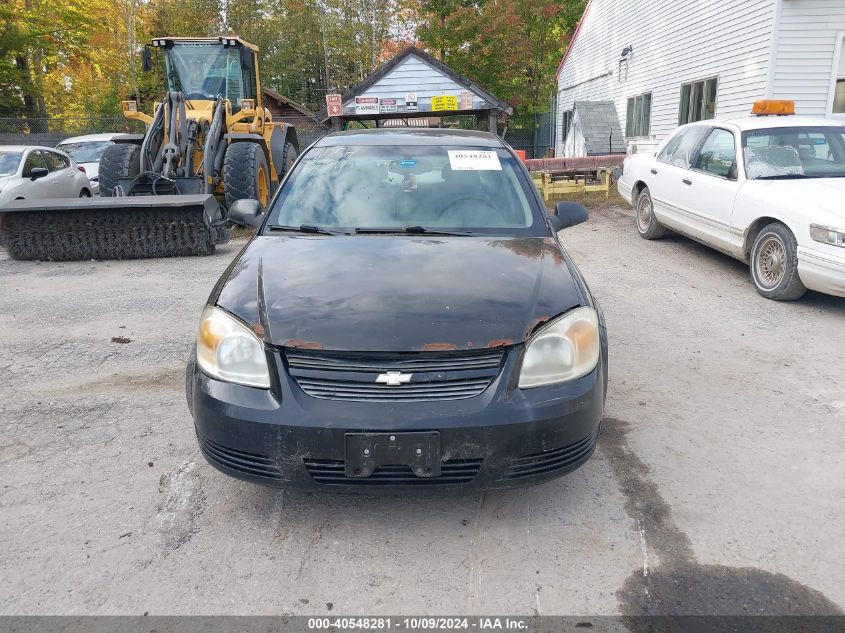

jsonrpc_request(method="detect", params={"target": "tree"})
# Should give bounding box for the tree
[415,0,586,113]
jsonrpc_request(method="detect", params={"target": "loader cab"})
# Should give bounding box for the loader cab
[154,38,258,114]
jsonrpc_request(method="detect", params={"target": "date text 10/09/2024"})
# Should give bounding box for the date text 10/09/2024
[307,618,529,630]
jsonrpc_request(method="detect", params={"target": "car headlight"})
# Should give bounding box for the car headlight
[519,306,600,388]
[810,224,845,248]
[196,305,270,388]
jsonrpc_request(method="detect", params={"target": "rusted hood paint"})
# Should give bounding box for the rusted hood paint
[212,235,583,352]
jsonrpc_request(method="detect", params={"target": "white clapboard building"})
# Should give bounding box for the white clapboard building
[555,0,845,156]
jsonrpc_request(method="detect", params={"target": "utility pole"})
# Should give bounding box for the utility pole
[125,0,140,104]
[317,0,332,91]
[370,0,377,71]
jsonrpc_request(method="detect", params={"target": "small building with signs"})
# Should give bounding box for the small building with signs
[317,47,513,133]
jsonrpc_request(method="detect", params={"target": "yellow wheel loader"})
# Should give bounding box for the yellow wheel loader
[0,36,298,261]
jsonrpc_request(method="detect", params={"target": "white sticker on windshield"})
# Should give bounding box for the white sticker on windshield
[447,150,502,171]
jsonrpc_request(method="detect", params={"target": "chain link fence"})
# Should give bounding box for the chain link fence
[500,112,554,159]
[0,113,555,156]
[0,117,147,147]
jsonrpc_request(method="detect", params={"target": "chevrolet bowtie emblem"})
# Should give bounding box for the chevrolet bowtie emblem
[375,371,413,386]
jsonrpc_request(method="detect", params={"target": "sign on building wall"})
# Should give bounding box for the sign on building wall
[405,93,418,112]
[379,98,398,113]
[355,97,379,115]
[459,91,474,110]
[325,94,342,117]
[432,95,458,112]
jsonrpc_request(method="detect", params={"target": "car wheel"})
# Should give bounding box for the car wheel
[750,222,806,301]
[635,187,666,240]
[79,189,90,198]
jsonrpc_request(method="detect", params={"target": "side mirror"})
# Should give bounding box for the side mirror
[29,167,49,181]
[551,201,588,231]
[141,46,152,73]
[228,198,263,228]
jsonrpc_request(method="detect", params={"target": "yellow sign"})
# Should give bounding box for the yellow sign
[431,95,458,112]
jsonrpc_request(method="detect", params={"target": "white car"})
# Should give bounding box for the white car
[618,105,845,300]
[0,145,92,206]
[56,133,120,195]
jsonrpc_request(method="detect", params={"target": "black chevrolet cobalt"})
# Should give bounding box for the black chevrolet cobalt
[187,129,607,490]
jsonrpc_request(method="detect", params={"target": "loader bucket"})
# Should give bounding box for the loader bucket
[0,195,230,261]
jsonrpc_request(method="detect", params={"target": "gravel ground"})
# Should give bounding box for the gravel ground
[1,202,843,616]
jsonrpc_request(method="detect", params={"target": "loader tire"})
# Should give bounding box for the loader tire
[99,143,140,197]
[1,207,214,261]
[282,141,298,175]
[223,142,271,210]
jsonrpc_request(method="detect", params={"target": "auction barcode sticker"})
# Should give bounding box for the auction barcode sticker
[447,150,502,171]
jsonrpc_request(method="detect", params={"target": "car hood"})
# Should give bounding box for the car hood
[0,175,13,188]
[745,178,845,221]
[213,235,583,352]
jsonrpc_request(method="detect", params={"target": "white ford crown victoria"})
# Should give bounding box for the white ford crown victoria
[618,104,845,300]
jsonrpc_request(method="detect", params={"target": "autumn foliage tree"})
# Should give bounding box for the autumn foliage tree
[0,0,585,126]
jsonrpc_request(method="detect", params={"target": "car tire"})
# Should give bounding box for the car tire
[750,222,806,301]
[99,144,140,197]
[224,142,271,211]
[79,189,90,198]
[635,187,667,240]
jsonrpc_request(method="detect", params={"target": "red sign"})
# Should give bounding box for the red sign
[326,93,342,117]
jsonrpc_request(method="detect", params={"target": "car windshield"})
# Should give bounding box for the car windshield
[264,144,541,235]
[56,141,112,163]
[0,151,23,176]
[743,126,845,179]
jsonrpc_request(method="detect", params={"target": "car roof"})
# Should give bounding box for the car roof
[314,128,506,148]
[686,115,844,132]
[57,133,121,144]
[0,145,59,152]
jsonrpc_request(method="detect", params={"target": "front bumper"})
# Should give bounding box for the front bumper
[797,246,845,297]
[189,347,607,491]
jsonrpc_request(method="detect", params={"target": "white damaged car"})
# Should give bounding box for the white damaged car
[618,103,845,300]
[56,133,120,196]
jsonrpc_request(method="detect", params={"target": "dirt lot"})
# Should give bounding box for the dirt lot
[1,200,843,616]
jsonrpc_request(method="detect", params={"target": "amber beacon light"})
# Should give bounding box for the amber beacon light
[752,100,795,116]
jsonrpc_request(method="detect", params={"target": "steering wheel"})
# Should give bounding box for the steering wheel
[185,92,211,100]
[438,193,502,222]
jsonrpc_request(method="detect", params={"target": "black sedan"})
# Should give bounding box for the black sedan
[187,129,608,490]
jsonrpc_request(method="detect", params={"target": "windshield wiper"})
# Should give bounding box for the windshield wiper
[355,226,475,236]
[266,224,337,235]
[754,174,817,180]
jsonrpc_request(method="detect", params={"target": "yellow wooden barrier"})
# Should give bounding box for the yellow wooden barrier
[531,168,613,203]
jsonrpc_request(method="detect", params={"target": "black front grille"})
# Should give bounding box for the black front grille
[501,434,596,480]
[285,349,504,402]
[304,458,483,486]
[199,437,284,481]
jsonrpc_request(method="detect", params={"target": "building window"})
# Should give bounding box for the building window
[833,38,845,114]
[834,81,845,113]
[560,109,573,144]
[625,92,651,137]
[679,77,717,124]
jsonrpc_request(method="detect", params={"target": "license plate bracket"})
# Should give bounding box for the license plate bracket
[345,432,441,478]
